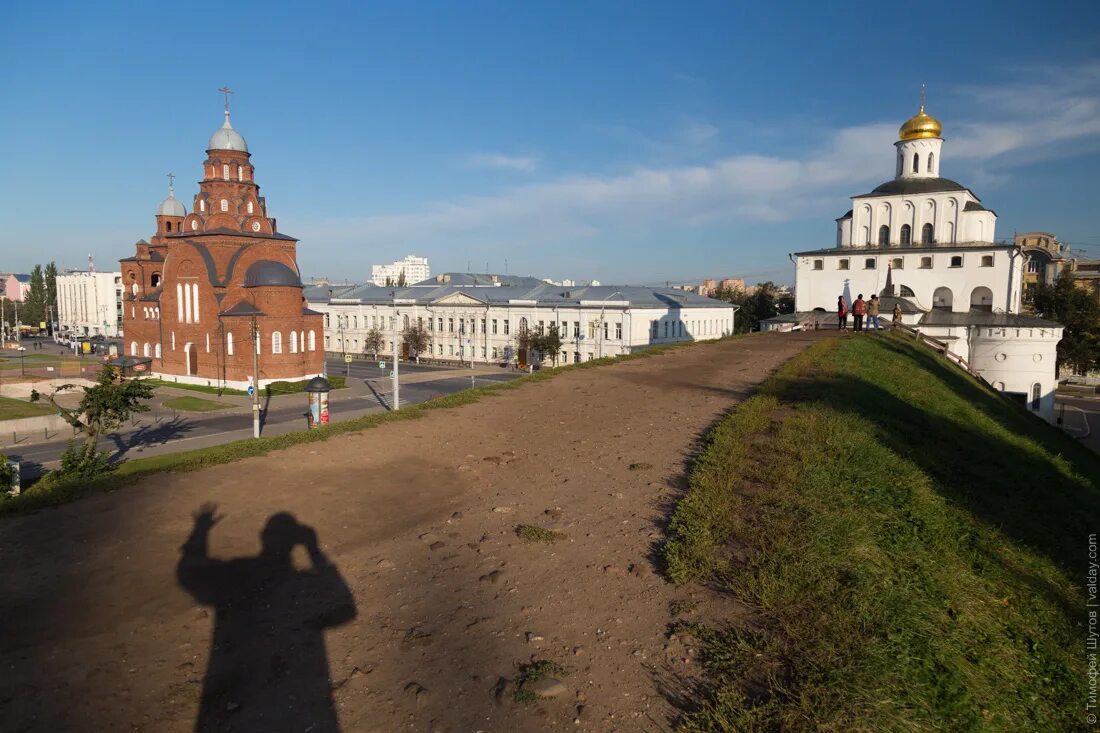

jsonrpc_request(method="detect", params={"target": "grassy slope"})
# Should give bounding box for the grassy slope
[666,333,1099,732]
[0,396,54,420]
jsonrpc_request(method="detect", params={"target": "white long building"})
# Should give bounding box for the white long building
[307,273,737,365]
[769,101,1063,420]
[56,270,124,337]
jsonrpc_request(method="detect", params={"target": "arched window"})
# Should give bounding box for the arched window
[166,221,172,232]
[308,330,316,351]
[131,282,138,296]
[1031,383,1041,411]
[220,199,228,212]
[933,286,953,309]
[247,201,254,214]
[899,285,915,297]
[155,343,161,358]
[151,273,161,288]
[272,331,282,354]
[176,283,185,322]
[131,341,138,356]
[921,223,934,244]
[199,199,205,212]
[143,343,150,357]
[237,165,243,180]
[227,332,234,355]
[290,331,298,353]
[912,153,919,173]
[519,317,529,333]
[191,220,198,231]
[878,225,890,246]
[223,164,230,180]
[192,283,200,323]
[900,224,911,245]
[927,153,934,172]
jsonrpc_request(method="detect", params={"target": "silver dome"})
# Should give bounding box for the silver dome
[157,192,186,217]
[208,113,248,152]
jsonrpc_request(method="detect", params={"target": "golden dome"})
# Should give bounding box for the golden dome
[899,104,943,140]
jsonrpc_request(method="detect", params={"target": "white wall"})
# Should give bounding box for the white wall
[970,325,1062,421]
[794,247,1021,314]
[56,271,123,336]
[312,300,735,364]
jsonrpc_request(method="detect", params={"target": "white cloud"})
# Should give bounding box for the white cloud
[308,64,1100,251]
[468,153,539,173]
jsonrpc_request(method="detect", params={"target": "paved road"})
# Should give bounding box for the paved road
[5,366,520,479]
[1055,393,1099,454]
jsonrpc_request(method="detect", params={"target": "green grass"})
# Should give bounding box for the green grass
[141,375,347,397]
[140,378,248,396]
[163,396,231,412]
[0,336,742,515]
[664,333,1100,732]
[0,396,55,421]
[516,524,564,543]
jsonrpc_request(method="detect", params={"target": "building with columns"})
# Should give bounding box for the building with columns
[55,270,124,337]
[307,273,737,365]
[771,99,1063,421]
[120,97,323,389]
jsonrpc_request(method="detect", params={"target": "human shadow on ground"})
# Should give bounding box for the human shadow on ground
[177,506,357,732]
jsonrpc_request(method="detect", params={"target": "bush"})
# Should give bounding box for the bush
[264,375,347,396]
[57,441,115,481]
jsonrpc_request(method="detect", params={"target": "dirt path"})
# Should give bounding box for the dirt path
[0,332,828,732]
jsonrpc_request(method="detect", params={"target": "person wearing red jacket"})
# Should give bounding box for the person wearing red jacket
[852,294,867,332]
[837,295,849,331]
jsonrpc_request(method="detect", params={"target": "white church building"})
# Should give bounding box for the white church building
[772,100,1063,421]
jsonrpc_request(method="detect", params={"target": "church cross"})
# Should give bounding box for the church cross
[167,172,175,190]
[219,86,234,114]
[920,83,926,112]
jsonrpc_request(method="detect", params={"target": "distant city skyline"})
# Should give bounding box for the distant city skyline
[2,2,1099,286]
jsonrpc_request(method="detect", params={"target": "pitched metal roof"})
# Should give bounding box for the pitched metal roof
[310,277,732,310]
[918,309,1060,328]
[220,300,265,317]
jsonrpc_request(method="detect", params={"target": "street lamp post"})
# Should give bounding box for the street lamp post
[251,314,261,438]
[390,293,400,410]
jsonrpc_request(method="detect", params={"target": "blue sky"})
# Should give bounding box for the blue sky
[2,1,1099,286]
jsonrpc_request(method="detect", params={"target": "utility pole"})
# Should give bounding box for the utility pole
[251,314,261,438]
[390,294,400,410]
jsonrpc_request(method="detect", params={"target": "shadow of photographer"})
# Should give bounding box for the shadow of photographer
[177,505,356,732]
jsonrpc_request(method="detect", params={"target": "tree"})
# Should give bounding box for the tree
[1028,271,1100,374]
[44,262,58,333]
[31,366,154,475]
[363,327,385,358]
[712,281,793,333]
[22,264,48,330]
[384,276,393,287]
[397,269,407,287]
[536,324,563,366]
[402,323,431,362]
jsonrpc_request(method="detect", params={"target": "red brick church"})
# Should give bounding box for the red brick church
[120,94,323,390]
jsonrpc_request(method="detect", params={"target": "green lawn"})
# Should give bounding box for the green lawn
[665,333,1099,731]
[0,396,55,420]
[163,396,231,412]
